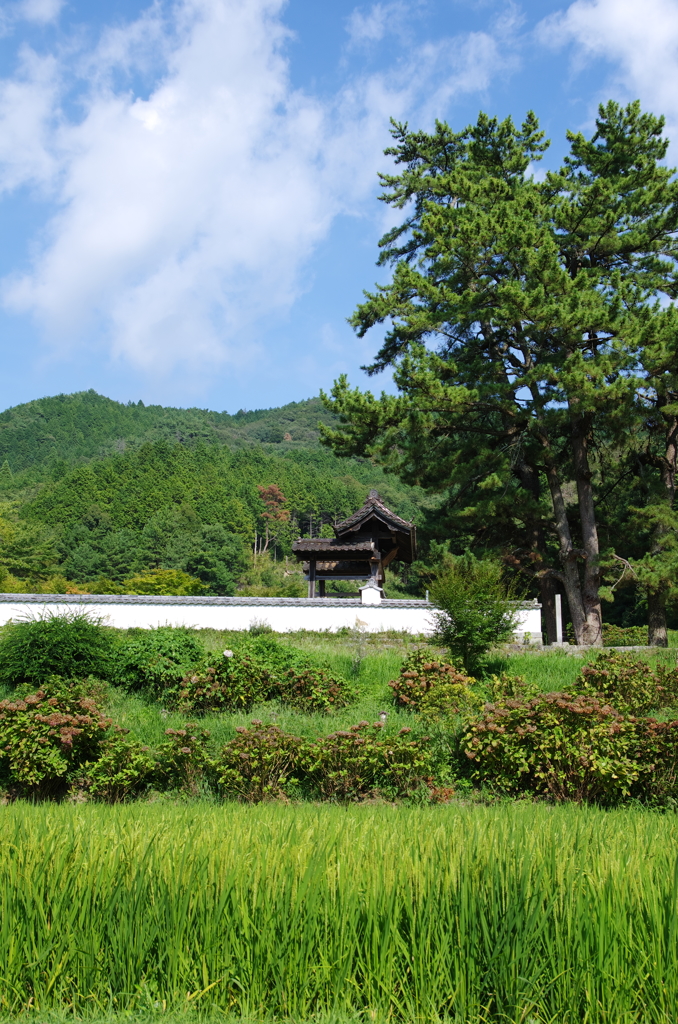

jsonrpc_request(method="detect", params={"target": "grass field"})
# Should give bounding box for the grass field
[2,800,678,1022]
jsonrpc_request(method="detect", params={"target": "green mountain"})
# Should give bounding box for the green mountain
[0,389,337,475]
[0,391,429,597]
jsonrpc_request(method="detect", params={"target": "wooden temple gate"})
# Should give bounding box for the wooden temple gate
[292,490,416,599]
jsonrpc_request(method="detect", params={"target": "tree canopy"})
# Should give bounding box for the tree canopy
[322,101,678,645]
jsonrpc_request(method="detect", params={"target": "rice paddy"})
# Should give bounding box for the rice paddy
[2,799,678,1022]
[4,640,678,1022]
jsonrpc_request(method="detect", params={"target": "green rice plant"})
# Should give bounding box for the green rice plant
[0,611,115,687]
[3,802,678,1021]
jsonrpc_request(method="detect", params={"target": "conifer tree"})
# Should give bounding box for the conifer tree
[322,102,678,645]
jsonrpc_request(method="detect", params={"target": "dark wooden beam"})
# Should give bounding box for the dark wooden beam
[308,559,316,598]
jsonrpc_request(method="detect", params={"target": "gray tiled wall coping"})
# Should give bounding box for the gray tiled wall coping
[0,593,429,608]
[0,593,541,609]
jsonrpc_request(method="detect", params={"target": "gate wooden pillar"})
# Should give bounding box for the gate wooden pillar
[308,559,316,598]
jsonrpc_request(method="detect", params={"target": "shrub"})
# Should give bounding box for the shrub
[485,672,541,701]
[277,665,354,712]
[430,555,518,673]
[0,677,114,798]
[214,721,303,801]
[154,724,212,794]
[84,733,155,802]
[0,612,115,688]
[111,626,205,693]
[633,717,678,804]
[574,651,678,714]
[166,649,277,713]
[389,650,482,719]
[302,721,432,801]
[461,692,641,803]
[169,636,354,714]
[601,623,649,646]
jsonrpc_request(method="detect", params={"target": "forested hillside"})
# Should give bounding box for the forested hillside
[0,391,429,597]
[0,389,336,476]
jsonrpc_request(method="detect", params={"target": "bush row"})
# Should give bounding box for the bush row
[0,616,353,713]
[3,614,678,807]
[0,677,431,802]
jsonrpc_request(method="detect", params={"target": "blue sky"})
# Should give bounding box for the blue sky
[0,0,675,413]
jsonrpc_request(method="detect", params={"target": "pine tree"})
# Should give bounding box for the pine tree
[322,102,678,645]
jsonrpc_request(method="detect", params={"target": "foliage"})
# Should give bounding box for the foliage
[302,721,432,800]
[166,656,275,713]
[83,733,155,802]
[237,552,306,597]
[574,650,678,714]
[633,716,678,805]
[602,623,651,645]
[21,435,419,576]
[214,721,303,801]
[276,665,354,712]
[110,626,205,693]
[0,385,424,597]
[462,692,643,803]
[389,649,482,718]
[0,391,340,473]
[119,568,207,595]
[154,724,212,794]
[485,672,542,701]
[430,555,518,672]
[321,103,678,646]
[166,637,354,714]
[0,611,115,687]
[0,676,113,797]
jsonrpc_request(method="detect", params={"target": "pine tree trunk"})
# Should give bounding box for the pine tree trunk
[570,412,603,646]
[542,459,588,644]
[648,589,669,647]
[512,452,557,643]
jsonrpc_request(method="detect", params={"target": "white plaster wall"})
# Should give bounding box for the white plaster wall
[0,600,435,634]
[0,596,542,638]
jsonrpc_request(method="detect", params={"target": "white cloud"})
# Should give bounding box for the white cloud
[538,0,678,134]
[0,46,59,191]
[346,2,409,46]
[16,0,64,23]
[0,0,519,377]
[0,0,64,33]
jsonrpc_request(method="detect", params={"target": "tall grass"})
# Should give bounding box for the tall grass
[2,801,678,1022]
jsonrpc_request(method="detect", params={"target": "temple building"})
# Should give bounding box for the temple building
[291,490,416,600]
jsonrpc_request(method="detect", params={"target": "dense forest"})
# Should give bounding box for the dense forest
[0,385,669,628]
[0,390,430,598]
